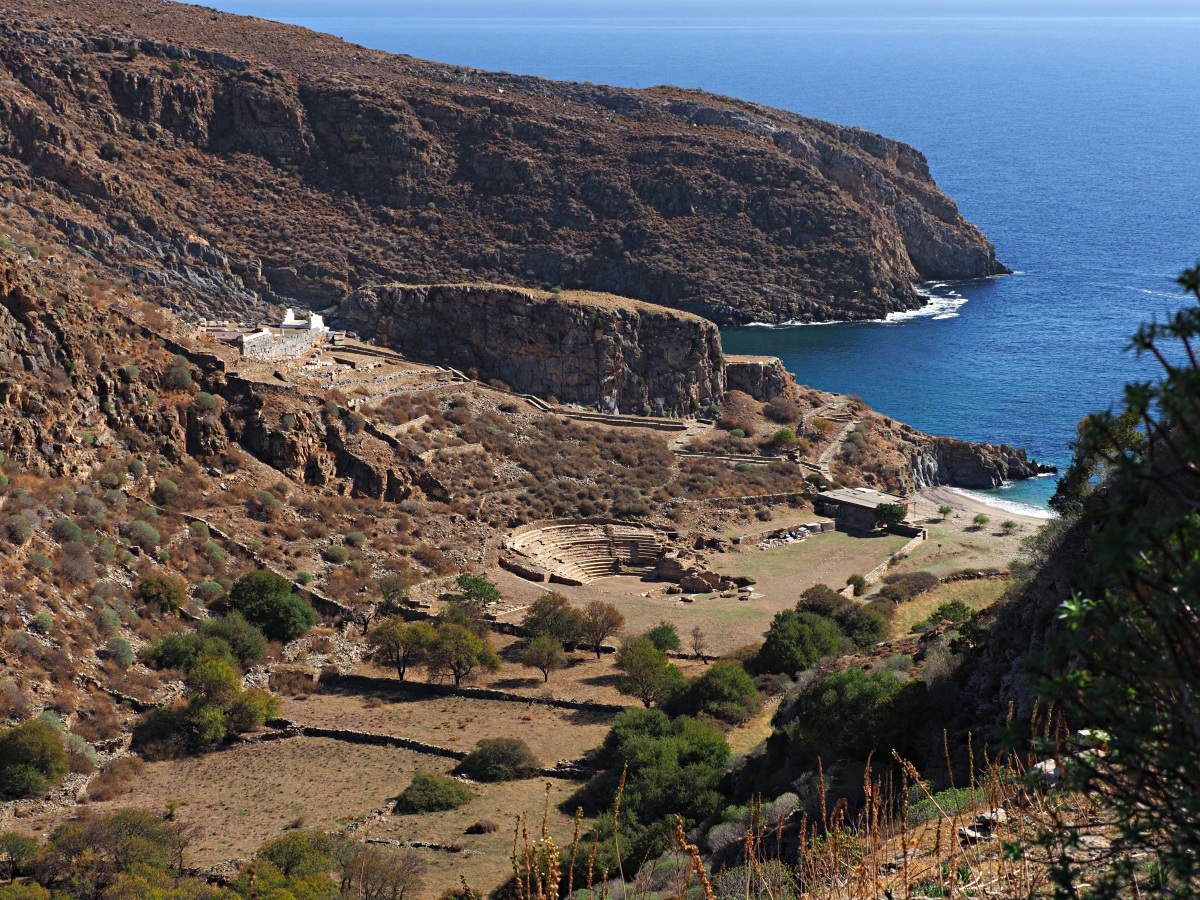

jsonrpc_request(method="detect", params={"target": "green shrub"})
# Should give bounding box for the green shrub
[152,478,179,504]
[226,688,279,733]
[127,520,160,550]
[188,520,210,540]
[144,633,236,673]
[674,662,760,724]
[0,718,69,798]
[29,613,53,635]
[521,593,584,648]
[50,518,83,543]
[199,612,267,665]
[194,392,219,411]
[127,459,146,477]
[453,738,539,782]
[5,515,32,546]
[614,637,687,708]
[846,574,867,597]
[105,637,134,670]
[749,610,842,675]
[36,711,63,732]
[99,472,123,489]
[323,544,349,564]
[344,531,367,549]
[28,554,51,571]
[297,571,313,585]
[643,622,681,652]
[229,571,316,642]
[395,771,473,813]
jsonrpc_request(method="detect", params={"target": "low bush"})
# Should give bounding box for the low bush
[323,544,349,564]
[394,771,472,813]
[0,718,69,798]
[153,478,179,504]
[105,637,134,670]
[344,531,367,549]
[29,613,54,635]
[453,738,539,782]
[199,612,267,665]
[5,515,32,546]
[672,662,760,724]
[51,518,84,544]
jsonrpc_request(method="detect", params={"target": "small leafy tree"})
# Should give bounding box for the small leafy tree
[521,593,585,648]
[846,573,867,596]
[937,504,954,519]
[614,637,687,708]
[521,634,567,682]
[971,513,990,530]
[135,575,187,615]
[454,573,501,605]
[874,503,906,528]
[377,574,409,607]
[580,600,624,658]
[368,619,435,681]
[426,624,500,686]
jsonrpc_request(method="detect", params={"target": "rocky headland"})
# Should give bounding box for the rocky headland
[0,0,1004,326]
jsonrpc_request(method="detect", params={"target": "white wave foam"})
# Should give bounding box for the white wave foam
[948,487,1057,520]
[883,286,968,323]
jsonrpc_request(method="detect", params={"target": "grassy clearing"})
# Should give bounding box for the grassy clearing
[889,578,1010,637]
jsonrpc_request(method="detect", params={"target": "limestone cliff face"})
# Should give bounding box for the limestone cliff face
[0,1,1005,325]
[724,356,790,402]
[909,436,1054,490]
[334,284,724,416]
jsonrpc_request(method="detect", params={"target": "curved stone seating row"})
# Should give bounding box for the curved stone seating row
[506,522,666,584]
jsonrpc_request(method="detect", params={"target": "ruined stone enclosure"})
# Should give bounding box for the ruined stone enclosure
[501,520,673,586]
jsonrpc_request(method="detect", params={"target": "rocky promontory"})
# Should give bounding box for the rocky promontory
[1,0,1004,325]
[909,436,1055,490]
[335,284,724,416]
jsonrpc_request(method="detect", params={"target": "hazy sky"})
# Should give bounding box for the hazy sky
[184,0,1200,16]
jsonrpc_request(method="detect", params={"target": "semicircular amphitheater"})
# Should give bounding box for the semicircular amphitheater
[500,520,674,586]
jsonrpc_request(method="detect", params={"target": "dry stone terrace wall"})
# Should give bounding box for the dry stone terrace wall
[334,283,725,416]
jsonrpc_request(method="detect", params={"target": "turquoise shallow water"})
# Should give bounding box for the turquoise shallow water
[197,5,1200,509]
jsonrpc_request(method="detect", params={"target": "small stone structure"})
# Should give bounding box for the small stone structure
[203,308,333,359]
[812,487,913,532]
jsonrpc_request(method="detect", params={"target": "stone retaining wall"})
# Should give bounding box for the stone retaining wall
[325,672,628,713]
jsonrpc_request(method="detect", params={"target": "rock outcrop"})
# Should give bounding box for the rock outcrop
[0,0,1005,326]
[909,436,1055,490]
[724,356,791,402]
[334,284,724,416]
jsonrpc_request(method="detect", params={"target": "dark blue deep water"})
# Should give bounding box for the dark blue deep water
[199,5,1200,509]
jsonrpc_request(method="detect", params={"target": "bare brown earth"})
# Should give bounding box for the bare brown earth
[0,0,1004,326]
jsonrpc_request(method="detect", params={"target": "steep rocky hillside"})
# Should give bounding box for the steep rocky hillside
[0,0,1004,325]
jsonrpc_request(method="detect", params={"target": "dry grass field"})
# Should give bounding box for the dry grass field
[370,776,580,897]
[14,739,424,864]
[278,691,612,762]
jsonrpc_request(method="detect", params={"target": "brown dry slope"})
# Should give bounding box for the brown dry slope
[0,0,1004,325]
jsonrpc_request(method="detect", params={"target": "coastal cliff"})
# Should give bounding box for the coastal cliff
[334,284,724,416]
[909,436,1054,490]
[0,0,1004,325]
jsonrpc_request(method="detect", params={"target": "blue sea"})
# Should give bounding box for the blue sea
[199,3,1200,510]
